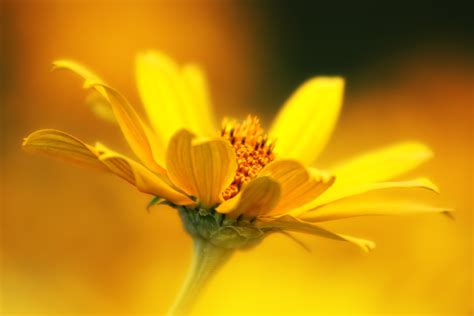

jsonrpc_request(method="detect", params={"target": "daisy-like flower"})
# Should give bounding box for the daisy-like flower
[23,51,448,315]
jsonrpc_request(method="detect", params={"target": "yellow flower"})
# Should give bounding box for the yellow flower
[22,51,449,314]
[23,51,447,249]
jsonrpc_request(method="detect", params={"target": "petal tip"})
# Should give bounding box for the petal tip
[21,136,30,147]
[51,59,72,72]
[362,241,376,252]
[22,130,45,149]
[406,141,434,159]
[415,177,440,194]
[307,76,345,88]
[50,60,61,70]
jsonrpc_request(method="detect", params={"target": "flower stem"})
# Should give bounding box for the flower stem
[167,237,233,316]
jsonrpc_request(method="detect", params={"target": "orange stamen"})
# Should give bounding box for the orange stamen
[221,115,275,200]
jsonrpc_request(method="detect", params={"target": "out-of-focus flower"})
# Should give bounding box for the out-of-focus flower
[22,51,449,315]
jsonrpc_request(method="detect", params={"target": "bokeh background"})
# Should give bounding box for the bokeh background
[1,1,473,315]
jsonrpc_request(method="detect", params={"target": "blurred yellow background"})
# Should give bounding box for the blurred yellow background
[1,1,472,315]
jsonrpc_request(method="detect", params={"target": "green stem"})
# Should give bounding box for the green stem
[167,237,233,316]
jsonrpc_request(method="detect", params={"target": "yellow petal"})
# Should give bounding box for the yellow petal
[329,142,433,188]
[299,199,450,222]
[89,81,166,172]
[166,130,237,207]
[22,129,106,170]
[258,215,375,252]
[293,177,439,216]
[22,129,191,205]
[52,60,104,84]
[259,160,334,215]
[217,176,281,218]
[269,77,344,165]
[191,139,238,207]
[165,129,196,196]
[135,51,217,147]
[51,61,116,124]
[181,63,216,135]
[99,153,193,206]
[52,60,165,174]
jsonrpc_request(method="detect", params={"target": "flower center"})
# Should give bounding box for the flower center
[221,115,275,200]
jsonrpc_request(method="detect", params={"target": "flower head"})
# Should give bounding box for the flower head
[23,51,449,253]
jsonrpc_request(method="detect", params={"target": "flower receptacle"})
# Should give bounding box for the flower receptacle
[177,205,265,249]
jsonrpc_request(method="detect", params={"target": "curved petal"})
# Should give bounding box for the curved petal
[292,177,440,216]
[22,129,107,170]
[299,199,450,223]
[91,82,167,172]
[99,153,193,205]
[292,176,446,220]
[258,215,375,252]
[181,63,216,135]
[329,142,433,188]
[191,139,237,207]
[269,77,344,165]
[166,129,237,207]
[52,60,165,174]
[217,176,281,218]
[165,129,196,195]
[259,160,334,214]
[49,61,116,124]
[22,129,192,205]
[52,60,105,84]
[135,51,217,147]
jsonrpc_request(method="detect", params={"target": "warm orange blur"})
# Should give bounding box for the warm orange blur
[1,1,472,315]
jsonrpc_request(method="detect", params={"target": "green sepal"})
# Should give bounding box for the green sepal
[147,196,162,211]
[147,196,177,212]
[178,206,265,249]
[210,225,261,249]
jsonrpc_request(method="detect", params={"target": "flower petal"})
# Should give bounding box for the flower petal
[293,176,447,221]
[22,129,192,205]
[181,63,217,136]
[165,129,196,196]
[191,139,238,207]
[136,51,217,147]
[259,160,334,214]
[329,142,433,188]
[269,77,344,165]
[258,215,375,252]
[99,153,193,205]
[90,81,166,172]
[52,60,104,84]
[52,60,117,123]
[299,199,450,222]
[52,60,165,173]
[217,176,281,218]
[166,130,237,207]
[292,177,439,216]
[22,129,106,170]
